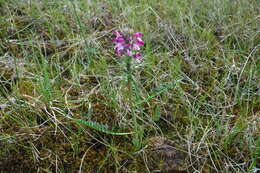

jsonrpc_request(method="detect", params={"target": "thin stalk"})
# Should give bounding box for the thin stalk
[126,56,136,124]
[126,56,139,146]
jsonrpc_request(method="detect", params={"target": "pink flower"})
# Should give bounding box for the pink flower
[112,31,144,62]
[133,53,142,63]
[126,49,132,56]
[115,43,124,52]
[130,32,144,51]
[113,37,125,43]
[135,37,144,45]
[132,43,140,50]
[133,32,143,37]
[133,52,142,59]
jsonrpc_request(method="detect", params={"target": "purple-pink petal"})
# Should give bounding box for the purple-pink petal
[133,52,142,59]
[124,43,131,49]
[115,44,124,52]
[114,31,122,37]
[133,43,140,50]
[126,49,132,56]
[136,37,144,45]
[133,53,142,62]
[133,32,143,37]
[113,37,125,43]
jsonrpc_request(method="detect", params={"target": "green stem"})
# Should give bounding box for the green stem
[126,57,138,133]
[126,56,132,105]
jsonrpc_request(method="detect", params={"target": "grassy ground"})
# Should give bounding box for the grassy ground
[0,0,259,172]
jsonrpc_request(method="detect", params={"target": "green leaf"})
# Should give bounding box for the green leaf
[71,118,132,135]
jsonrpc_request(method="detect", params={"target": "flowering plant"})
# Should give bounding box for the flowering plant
[112,31,144,62]
[112,30,145,148]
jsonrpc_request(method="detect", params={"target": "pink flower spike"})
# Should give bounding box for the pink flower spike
[133,32,143,37]
[112,30,144,61]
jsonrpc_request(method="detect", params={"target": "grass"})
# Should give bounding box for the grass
[0,0,259,172]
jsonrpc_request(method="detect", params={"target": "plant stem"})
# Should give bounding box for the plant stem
[126,56,132,105]
[126,56,139,147]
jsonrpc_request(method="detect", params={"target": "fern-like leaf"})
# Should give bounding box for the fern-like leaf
[71,118,132,135]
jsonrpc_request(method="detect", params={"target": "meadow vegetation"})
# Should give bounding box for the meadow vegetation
[0,0,259,172]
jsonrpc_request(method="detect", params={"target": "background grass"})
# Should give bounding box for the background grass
[0,0,259,172]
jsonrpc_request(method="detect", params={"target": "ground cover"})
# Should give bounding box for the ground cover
[0,0,259,172]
